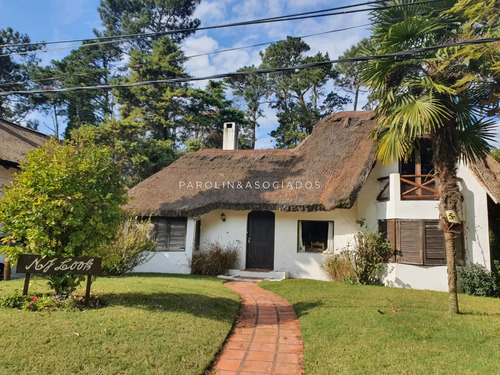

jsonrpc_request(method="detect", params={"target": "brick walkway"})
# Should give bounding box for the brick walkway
[211,281,304,375]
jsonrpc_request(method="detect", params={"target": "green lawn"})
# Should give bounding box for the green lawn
[0,274,239,375]
[261,279,500,375]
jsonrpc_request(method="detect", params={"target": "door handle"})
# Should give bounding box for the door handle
[247,236,251,244]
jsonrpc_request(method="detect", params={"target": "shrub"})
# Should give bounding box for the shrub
[321,254,355,282]
[190,240,240,276]
[0,290,78,311]
[342,219,392,285]
[460,263,499,297]
[0,290,24,309]
[102,216,157,275]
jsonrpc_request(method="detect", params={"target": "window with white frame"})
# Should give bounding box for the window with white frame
[152,217,187,252]
[298,220,334,253]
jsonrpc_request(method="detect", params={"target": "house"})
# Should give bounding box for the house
[126,111,500,292]
[0,119,49,279]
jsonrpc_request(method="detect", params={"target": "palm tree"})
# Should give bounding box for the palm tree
[362,0,499,313]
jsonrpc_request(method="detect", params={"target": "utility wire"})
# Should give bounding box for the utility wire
[0,24,370,87]
[0,23,369,58]
[0,0,445,51]
[1,37,496,96]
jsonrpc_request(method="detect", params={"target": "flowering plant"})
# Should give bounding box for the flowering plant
[0,290,78,311]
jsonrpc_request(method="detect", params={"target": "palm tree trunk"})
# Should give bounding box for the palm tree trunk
[433,127,462,314]
[444,230,459,312]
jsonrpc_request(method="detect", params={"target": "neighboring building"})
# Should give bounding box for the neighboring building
[126,112,500,292]
[0,119,49,196]
[0,119,49,276]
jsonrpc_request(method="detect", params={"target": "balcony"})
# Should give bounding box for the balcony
[377,173,439,202]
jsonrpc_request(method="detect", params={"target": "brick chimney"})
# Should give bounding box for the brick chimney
[223,122,238,150]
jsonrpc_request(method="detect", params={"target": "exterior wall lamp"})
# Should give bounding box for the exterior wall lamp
[221,213,226,222]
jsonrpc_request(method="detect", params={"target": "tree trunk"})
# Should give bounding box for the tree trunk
[3,261,11,281]
[353,86,359,111]
[252,120,257,150]
[432,127,462,314]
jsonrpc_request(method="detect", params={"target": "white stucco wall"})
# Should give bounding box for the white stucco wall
[273,210,357,279]
[133,217,196,274]
[133,162,492,291]
[356,162,492,292]
[197,209,358,280]
[199,210,249,269]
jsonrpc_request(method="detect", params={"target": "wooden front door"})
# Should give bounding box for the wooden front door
[246,211,275,270]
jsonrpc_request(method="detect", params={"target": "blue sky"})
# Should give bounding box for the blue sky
[0,0,498,147]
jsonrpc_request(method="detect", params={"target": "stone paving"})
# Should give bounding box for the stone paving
[211,281,304,375]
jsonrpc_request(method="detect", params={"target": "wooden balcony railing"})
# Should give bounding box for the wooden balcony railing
[376,174,439,201]
[401,174,438,200]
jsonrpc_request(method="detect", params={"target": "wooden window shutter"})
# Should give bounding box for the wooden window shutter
[167,218,187,252]
[153,218,187,252]
[399,220,422,265]
[423,220,446,265]
[155,219,169,252]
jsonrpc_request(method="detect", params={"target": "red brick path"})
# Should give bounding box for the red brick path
[211,281,304,375]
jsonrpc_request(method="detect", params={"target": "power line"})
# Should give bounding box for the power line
[0,0,445,52]
[0,23,369,59]
[1,37,496,96]
[0,24,371,88]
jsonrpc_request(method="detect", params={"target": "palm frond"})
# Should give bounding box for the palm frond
[381,93,450,136]
[456,118,498,164]
[372,122,414,165]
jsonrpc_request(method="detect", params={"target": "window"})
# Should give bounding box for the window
[194,219,201,251]
[379,219,465,266]
[298,220,334,253]
[153,217,187,252]
[400,138,437,199]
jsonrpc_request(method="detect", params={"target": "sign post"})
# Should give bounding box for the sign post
[17,255,102,306]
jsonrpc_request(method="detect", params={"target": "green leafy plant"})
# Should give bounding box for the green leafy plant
[0,291,78,311]
[0,290,25,309]
[102,216,157,275]
[460,263,499,298]
[321,254,356,283]
[46,273,84,297]
[342,219,392,285]
[0,138,127,294]
[190,240,240,276]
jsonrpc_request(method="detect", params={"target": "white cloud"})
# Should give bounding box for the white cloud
[182,36,219,85]
[194,1,228,24]
[184,35,219,54]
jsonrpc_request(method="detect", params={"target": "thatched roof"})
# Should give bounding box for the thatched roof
[126,111,378,216]
[0,119,49,165]
[469,155,500,204]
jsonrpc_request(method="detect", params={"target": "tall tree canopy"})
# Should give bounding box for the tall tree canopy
[262,37,335,148]
[335,38,372,111]
[230,37,348,149]
[0,28,41,122]
[98,0,201,47]
[226,66,267,149]
[362,0,499,313]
